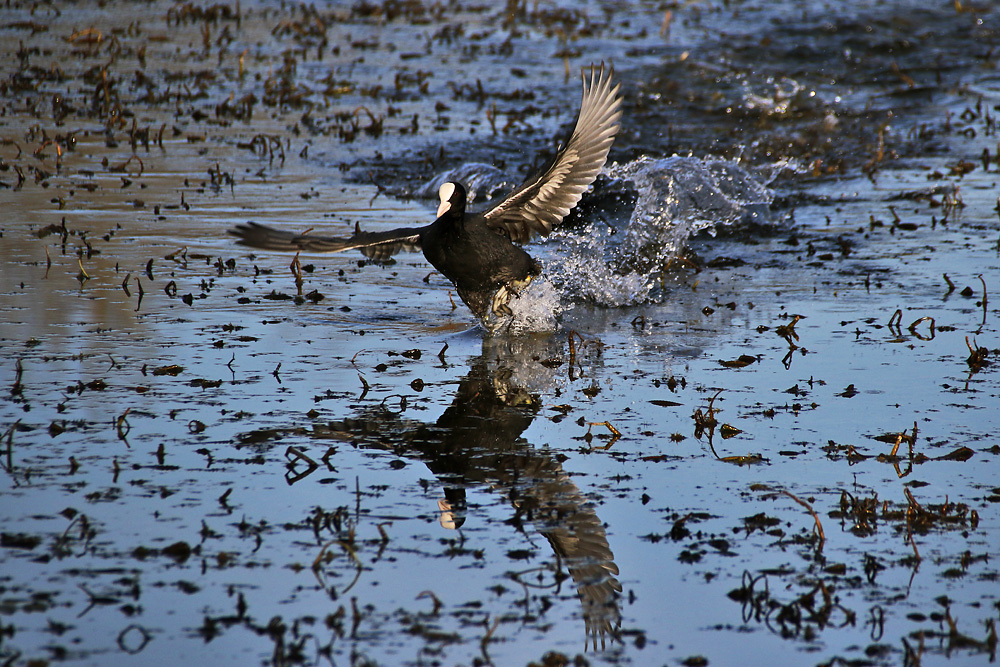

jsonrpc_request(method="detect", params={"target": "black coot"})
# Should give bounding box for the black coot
[231,64,622,330]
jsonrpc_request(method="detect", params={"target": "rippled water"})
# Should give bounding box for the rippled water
[2,1,999,666]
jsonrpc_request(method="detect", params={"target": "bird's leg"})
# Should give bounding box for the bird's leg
[499,315,517,335]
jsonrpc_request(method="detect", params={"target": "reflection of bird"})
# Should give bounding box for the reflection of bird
[230,65,622,329]
[274,337,622,648]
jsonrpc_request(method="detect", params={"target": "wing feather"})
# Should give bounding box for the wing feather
[230,221,424,262]
[484,64,622,243]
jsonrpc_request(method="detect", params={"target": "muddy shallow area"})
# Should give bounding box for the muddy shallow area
[2,1,999,665]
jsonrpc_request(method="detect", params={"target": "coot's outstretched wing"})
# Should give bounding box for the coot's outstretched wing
[230,221,425,262]
[483,64,622,244]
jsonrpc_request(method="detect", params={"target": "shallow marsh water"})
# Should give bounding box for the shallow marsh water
[1,1,999,666]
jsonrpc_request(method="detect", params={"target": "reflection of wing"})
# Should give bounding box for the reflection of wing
[229,221,424,262]
[484,65,622,244]
[532,477,623,650]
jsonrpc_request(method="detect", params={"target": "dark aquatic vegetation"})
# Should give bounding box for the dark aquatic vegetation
[231,65,622,331]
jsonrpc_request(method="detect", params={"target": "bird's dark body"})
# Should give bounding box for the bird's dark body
[420,211,541,320]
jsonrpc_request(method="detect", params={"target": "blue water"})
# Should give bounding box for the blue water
[2,1,999,665]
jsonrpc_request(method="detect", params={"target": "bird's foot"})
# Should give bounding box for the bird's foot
[509,274,534,296]
[484,276,537,333]
[490,285,515,319]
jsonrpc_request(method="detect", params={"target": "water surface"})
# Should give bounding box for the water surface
[2,1,999,665]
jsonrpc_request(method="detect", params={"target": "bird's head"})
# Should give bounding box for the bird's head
[436,181,467,219]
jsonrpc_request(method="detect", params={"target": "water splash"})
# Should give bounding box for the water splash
[482,276,564,335]
[545,156,776,307]
[742,76,811,116]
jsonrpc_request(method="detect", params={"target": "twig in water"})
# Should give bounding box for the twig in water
[2,420,21,473]
[116,408,131,444]
[417,590,443,615]
[888,309,903,335]
[480,615,500,662]
[780,489,825,550]
[586,420,621,450]
[134,277,144,311]
[978,274,988,328]
[290,252,303,296]
[904,489,923,563]
[908,316,935,340]
[10,359,23,398]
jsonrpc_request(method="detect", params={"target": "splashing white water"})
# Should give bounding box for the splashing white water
[487,276,564,335]
[545,156,775,307]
